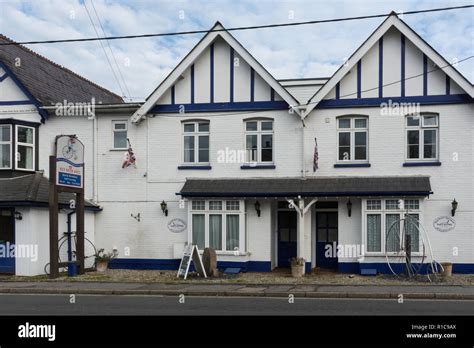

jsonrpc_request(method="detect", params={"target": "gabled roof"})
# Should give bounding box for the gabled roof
[0,172,100,210]
[131,22,300,123]
[0,34,123,106]
[304,12,474,116]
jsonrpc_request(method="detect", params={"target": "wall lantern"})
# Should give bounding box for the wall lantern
[14,211,23,220]
[254,200,261,217]
[451,199,458,217]
[346,199,352,217]
[160,200,168,216]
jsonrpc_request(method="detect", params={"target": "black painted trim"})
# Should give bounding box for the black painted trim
[334,163,371,168]
[240,165,276,170]
[177,165,212,170]
[403,162,441,167]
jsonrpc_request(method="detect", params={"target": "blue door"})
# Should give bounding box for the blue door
[278,210,297,267]
[316,212,338,269]
[0,209,15,274]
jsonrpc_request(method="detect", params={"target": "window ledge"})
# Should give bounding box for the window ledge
[178,165,212,170]
[110,148,128,152]
[240,164,275,169]
[403,162,441,167]
[334,163,371,168]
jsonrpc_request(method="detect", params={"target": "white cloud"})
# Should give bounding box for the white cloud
[0,0,472,100]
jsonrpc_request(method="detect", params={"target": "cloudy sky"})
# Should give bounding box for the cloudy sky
[0,0,472,101]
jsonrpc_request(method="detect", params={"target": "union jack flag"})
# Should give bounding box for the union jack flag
[313,138,319,172]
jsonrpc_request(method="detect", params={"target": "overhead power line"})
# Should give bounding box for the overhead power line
[82,0,126,98]
[1,5,472,46]
[89,0,132,100]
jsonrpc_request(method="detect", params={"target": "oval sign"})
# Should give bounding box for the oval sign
[433,216,456,232]
[167,218,187,233]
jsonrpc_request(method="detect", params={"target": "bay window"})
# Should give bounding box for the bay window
[406,114,438,160]
[190,200,244,252]
[337,116,368,162]
[16,126,35,170]
[245,119,273,163]
[364,199,421,254]
[0,122,36,172]
[183,121,209,164]
[0,125,12,169]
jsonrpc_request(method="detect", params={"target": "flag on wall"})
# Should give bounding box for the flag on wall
[122,138,137,168]
[313,138,319,172]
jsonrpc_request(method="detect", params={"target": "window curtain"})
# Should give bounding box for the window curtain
[192,214,205,249]
[386,214,400,252]
[209,215,222,250]
[405,214,419,252]
[226,215,239,251]
[367,214,381,252]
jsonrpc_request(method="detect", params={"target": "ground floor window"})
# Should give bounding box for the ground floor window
[190,200,244,252]
[363,199,421,254]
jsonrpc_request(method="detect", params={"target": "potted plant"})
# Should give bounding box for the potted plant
[94,248,116,272]
[290,257,305,278]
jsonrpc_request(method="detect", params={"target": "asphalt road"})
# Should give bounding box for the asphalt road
[0,294,473,315]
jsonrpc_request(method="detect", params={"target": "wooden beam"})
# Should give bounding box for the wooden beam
[48,156,59,279]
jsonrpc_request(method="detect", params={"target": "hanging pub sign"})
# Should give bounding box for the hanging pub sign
[55,135,84,188]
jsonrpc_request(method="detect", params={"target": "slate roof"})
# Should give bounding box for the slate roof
[0,172,100,210]
[0,34,123,105]
[179,176,432,197]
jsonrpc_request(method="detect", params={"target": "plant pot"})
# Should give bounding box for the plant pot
[440,262,453,277]
[291,264,305,278]
[96,260,109,272]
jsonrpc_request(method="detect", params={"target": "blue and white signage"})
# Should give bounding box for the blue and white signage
[56,135,84,189]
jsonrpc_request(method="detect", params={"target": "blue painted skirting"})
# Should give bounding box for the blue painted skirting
[108,258,272,272]
[317,94,472,108]
[150,101,288,113]
[338,262,474,274]
[108,259,474,274]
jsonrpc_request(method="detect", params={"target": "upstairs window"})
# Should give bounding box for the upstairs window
[337,117,368,161]
[16,126,35,170]
[406,114,438,160]
[0,125,12,169]
[183,121,209,164]
[112,120,128,149]
[245,120,273,163]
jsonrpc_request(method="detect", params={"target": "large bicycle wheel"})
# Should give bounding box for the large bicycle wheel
[84,237,97,270]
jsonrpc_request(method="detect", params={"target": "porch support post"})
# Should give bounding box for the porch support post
[286,197,318,273]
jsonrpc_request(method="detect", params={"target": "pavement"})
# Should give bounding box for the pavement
[0,280,473,299]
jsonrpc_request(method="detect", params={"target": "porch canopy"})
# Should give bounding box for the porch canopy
[0,172,100,210]
[178,176,432,198]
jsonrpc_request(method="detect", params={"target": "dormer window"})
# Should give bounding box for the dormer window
[0,121,37,172]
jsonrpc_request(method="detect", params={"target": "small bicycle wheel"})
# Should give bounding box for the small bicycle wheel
[44,262,50,275]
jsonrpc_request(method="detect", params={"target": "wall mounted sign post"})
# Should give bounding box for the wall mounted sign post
[49,135,85,279]
[177,244,207,279]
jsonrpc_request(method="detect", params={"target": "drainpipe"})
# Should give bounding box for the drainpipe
[92,116,98,202]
